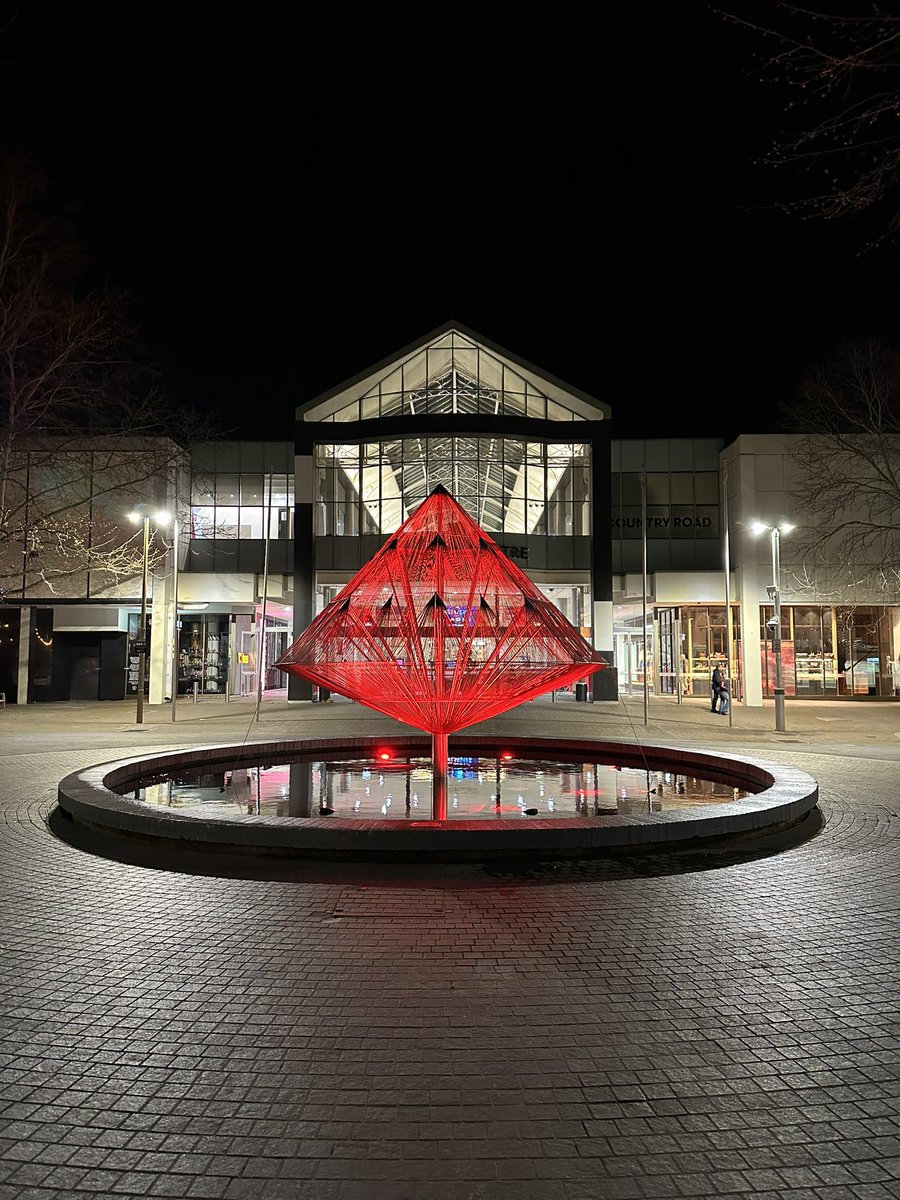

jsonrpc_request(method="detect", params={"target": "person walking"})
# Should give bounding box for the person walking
[711,664,725,713]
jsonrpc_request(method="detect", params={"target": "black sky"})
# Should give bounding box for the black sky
[3,3,898,442]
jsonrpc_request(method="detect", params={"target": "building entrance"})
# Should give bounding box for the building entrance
[613,627,654,696]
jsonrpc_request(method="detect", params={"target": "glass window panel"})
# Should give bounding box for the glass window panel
[505,499,526,534]
[547,399,573,421]
[646,472,669,504]
[695,472,719,503]
[670,506,697,537]
[695,506,719,537]
[216,507,239,538]
[503,389,527,416]
[216,475,239,504]
[191,477,214,504]
[526,392,546,420]
[267,474,289,507]
[239,508,264,538]
[190,506,216,537]
[670,473,694,503]
[619,473,641,504]
[615,506,642,537]
[273,507,293,539]
[646,506,669,533]
[240,475,264,505]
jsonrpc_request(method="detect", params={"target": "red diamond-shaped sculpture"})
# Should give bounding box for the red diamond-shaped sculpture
[276,486,603,734]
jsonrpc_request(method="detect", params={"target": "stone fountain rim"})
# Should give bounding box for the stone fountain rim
[56,733,819,856]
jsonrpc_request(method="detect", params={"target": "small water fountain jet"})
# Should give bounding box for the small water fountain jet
[275,486,603,819]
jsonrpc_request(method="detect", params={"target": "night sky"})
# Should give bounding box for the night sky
[3,3,898,443]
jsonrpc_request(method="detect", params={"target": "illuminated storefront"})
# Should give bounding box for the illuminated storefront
[759,603,899,698]
[4,325,899,706]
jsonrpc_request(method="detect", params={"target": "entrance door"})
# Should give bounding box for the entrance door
[70,651,100,700]
[656,608,678,695]
[614,630,654,695]
[265,628,288,689]
[239,629,256,696]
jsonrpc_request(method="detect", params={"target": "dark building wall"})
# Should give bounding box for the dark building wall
[0,609,22,704]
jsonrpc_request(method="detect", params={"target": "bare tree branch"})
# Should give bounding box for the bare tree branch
[0,153,216,598]
[711,3,900,246]
[782,336,900,600]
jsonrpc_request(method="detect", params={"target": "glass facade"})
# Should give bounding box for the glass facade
[760,604,899,698]
[190,472,294,540]
[177,615,230,695]
[310,334,591,424]
[315,440,590,538]
[618,605,742,699]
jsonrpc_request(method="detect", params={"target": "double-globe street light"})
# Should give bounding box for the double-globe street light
[127,507,172,725]
[750,519,794,733]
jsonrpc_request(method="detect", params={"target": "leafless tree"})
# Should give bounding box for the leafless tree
[783,337,900,599]
[0,155,213,598]
[713,3,900,245]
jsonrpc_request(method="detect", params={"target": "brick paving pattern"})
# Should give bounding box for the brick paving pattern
[0,696,898,1199]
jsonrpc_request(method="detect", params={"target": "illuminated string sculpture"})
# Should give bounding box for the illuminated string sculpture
[275,486,603,818]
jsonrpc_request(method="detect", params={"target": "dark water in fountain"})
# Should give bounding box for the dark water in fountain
[121,754,748,821]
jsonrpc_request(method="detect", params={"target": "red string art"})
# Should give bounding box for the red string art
[275,485,603,735]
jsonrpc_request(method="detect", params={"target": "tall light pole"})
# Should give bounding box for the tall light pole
[170,516,180,723]
[128,508,171,725]
[751,520,794,733]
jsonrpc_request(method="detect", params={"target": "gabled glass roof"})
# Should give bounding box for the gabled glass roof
[299,323,610,424]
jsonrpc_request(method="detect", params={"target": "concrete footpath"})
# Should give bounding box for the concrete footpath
[0,694,898,1200]
[2,689,899,750]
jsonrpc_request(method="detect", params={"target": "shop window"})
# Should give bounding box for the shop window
[178,615,229,695]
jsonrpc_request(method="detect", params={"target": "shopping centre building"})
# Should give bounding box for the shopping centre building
[1,322,898,706]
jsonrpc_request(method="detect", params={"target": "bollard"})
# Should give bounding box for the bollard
[192,681,199,704]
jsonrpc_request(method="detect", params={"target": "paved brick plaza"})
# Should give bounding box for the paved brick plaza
[1,696,899,1200]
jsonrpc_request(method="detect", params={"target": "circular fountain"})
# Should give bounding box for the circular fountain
[56,732,818,861]
[55,490,818,863]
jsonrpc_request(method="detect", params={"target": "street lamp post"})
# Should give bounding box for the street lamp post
[170,516,179,724]
[128,508,171,726]
[751,520,794,733]
[770,525,785,733]
[136,515,150,725]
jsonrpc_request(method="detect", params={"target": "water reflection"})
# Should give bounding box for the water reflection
[127,756,747,822]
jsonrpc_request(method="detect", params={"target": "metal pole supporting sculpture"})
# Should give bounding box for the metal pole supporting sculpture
[275,486,603,819]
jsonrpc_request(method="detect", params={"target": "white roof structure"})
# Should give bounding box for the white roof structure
[297,321,610,424]
[298,322,609,535]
